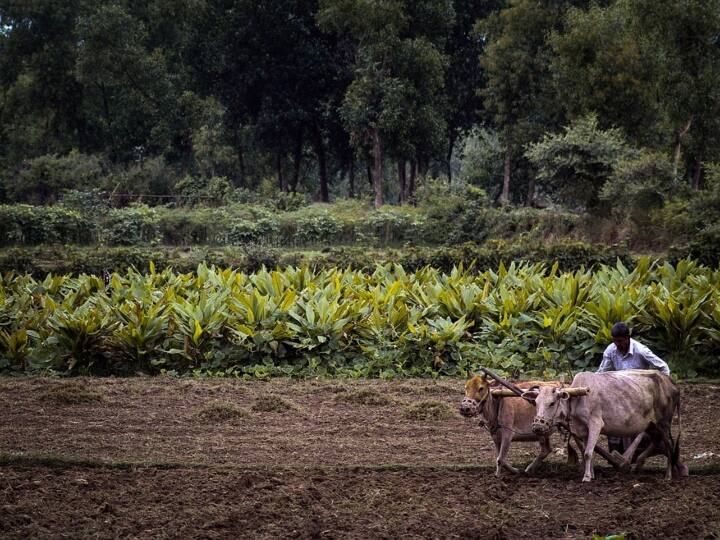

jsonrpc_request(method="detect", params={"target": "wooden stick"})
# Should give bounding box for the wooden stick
[490,389,525,398]
[479,367,526,398]
[565,386,590,397]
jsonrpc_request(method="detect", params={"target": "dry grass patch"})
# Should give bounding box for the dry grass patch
[251,395,296,413]
[195,400,248,423]
[40,382,103,405]
[396,382,460,396]
[338,388,395,406]
[403,400,455,421]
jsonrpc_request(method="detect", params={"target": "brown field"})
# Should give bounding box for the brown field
[1,377,719,539]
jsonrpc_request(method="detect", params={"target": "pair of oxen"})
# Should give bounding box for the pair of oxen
[459,369,688,482]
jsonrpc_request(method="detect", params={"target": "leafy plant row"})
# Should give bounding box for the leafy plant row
[1,258,718,379]
[0,241,633,278]
[0,199,579,249]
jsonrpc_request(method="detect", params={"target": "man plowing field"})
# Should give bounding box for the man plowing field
[597,322,671,456]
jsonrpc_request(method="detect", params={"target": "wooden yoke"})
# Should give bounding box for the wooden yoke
[489,386,590,398]
[563,387,590,397]
[490,388,526,398]
[479,367,526,398]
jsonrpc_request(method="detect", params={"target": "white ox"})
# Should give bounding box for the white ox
[529,369,687,482]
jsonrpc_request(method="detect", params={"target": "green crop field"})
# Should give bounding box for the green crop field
[2,258,718,379]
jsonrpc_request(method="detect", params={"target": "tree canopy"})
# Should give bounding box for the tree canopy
[1,0,719,210]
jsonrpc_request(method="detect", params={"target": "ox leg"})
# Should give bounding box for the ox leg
[572,435,586,469]
[658,429,676,481]
[566,439,579,466]
[582,421,603,482]
[496,430,519,476]
[525,435,551,474]
[631,437,658,474]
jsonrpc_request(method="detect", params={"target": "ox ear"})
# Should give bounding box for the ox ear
[558,390,570,400]
[521,387,539,403]
[467,370,476,379]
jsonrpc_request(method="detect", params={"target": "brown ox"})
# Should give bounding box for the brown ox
[530,369,687,482]
[459,372,578,476]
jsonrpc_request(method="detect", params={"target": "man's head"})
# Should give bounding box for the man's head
[611,322,631,355]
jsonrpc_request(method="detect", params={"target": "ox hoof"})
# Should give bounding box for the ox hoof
[582,476,592,483]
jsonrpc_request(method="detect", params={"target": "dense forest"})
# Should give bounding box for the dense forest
[1,0,718,208]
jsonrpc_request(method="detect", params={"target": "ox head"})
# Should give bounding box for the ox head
[530,386,571,436]
[459,372,492,417]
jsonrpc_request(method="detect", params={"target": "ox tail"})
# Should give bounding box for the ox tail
[672,394,682,469]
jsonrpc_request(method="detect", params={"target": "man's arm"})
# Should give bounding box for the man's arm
[639,343,671,375]
[597,346,614,372]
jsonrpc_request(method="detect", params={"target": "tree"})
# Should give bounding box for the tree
[550,3,663,146]
[478,0,565,205]
[525,114,632,210]
[627,0,720,189]
[192,0,347,199]
[0,1,86,165]
[318,0,452,207]
[552,0,720,188]
[441,0,503,183]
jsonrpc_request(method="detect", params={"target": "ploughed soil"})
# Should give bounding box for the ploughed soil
[1,377,719,539]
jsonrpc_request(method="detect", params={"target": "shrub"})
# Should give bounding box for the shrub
[0,204,94,246]
[292,209,343,245]
[40,382,103,405]
[102,204,160,245]
[5,151,105,204]
[403,400,455,421]
[228,218,279,245]
[525,114,633,210]
[195,400,247,422]
[668,226,720,267]
[600,150,675,225]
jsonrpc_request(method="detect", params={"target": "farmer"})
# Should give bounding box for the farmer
[598,321,671,453]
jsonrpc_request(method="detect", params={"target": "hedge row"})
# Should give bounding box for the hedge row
[0,241,635,277]
[0,202,582,248]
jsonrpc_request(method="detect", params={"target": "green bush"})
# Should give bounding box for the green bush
[668,226,720,268]
[291,209,343,245]
[3,151,104,204]
[0,205,95,246]
[600,150,675,224]
[102,205,161,246]
[228,218,279,245]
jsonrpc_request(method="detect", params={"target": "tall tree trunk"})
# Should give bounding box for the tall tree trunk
[348,155,355,198]
[526,176,535,207]
[237,145,245,187]
[408,160,417,201]
[501,144,512,204]
[234,126,245,187]
[276,152,286,192]
[673,117,693,182]
[372,127,383,208]
[290,128,303,193]
[314,127,329,202]
[692,150,704,190]
[398,160,407,204]
[447,134,455,184]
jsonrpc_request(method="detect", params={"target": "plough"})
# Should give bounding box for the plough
[479,366,628,469]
